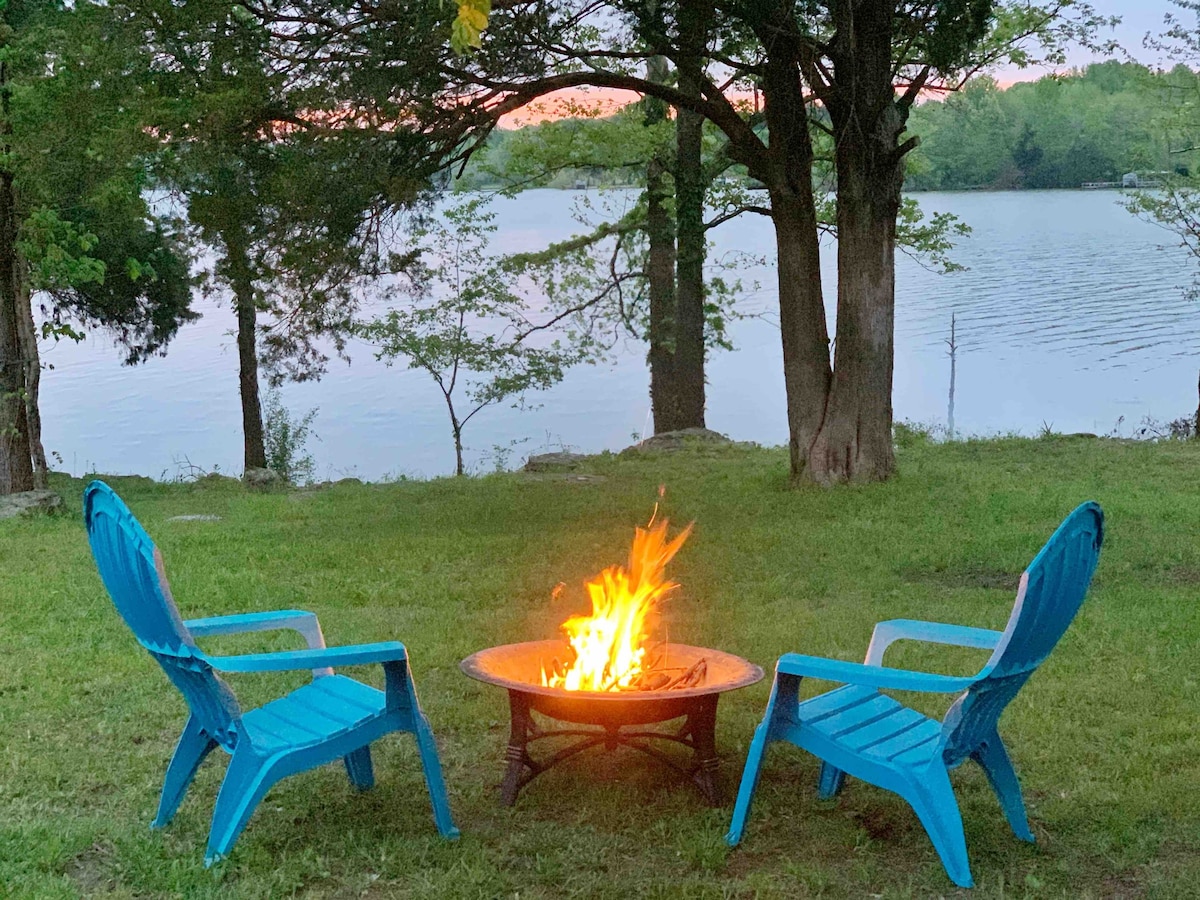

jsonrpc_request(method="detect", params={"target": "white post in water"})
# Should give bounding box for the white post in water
[945,313,957,441]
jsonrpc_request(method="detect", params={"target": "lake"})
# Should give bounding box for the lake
[40,189,1200,480]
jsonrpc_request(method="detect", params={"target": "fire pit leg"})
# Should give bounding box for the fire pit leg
[687,695,722,807]
[500,690,539,806]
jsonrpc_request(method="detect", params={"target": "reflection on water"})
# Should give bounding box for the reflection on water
[41,189,1198,480]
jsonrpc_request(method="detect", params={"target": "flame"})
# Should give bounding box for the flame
[543,516,692,692]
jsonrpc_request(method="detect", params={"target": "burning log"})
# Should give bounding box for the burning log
[544,649,709,693]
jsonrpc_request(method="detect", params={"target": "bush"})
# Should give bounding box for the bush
[262,387,318,484]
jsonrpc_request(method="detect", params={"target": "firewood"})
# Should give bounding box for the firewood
[637,671,672,690]
[661,658,707,690]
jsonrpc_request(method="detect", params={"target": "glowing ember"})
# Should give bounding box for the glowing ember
[542,514,692,692]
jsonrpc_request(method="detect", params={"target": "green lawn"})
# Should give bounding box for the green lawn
[2,435,1198,898]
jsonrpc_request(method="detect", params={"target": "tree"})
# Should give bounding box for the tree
[358,198,587,475]
[477,99,751,434]
[667,0,709,431]
[124,0,408,473]
[241,0,1104,484]
[0,1,194,494]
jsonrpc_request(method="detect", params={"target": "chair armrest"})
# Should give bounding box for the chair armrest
[864,619,1003,666]
[185,610,324,641]
[185,610,331,676]
[777,652,979,694]
[204,641,408,674]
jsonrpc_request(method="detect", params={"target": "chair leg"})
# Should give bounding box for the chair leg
[205,750,277,867]
[725,718,772,846]
[727,672,799,847]
[973,732,1034,842]
[343,745,375,791]
[153,715,218,829]
[904,765,974,889]
[817,762,846,800]
[412,715,460,839]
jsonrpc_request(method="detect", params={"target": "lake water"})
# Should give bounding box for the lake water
[40,189,1200,480]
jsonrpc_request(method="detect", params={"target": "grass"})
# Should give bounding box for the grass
[1,435,1198,898]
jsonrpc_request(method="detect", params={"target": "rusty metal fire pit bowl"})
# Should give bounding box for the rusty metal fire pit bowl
[460,640,763,806]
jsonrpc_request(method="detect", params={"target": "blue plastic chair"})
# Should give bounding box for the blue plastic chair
[83,480,459,865]
[726,502,1104,888]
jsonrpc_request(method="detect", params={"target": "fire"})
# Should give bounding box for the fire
[543,515,692,692]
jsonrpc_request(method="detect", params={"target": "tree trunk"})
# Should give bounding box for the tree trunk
[0,167,33,495]
[760,30,832,477]
[805,163,899,483]
[0,52,32,496]
[644,53,680,434]
[671,0,709,430]
[769,186,832,475]
[805,0,906,484]
[222,228,267,472]
[15,264,47,487]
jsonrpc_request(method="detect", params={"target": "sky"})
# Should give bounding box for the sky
[501,1,1191,127]
[994,0,1184,83]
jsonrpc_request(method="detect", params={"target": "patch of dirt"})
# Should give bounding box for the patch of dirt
[64,842,114,895]
[852,807,905,842]
[900,567,1019,592]
[1097,871,1148,900]
[1164,565,1200,586]
[1101,839,1200,899]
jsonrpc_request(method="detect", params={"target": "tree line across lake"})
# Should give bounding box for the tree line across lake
[908,61,1200,191]
[459,61,1200,194]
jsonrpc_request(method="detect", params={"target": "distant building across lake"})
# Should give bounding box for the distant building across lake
[1082,170,1178,190]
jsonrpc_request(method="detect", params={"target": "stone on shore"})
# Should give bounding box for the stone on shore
[524,452,588,473]
[0,490,63,520]
[243,467,283,488]
[624,427,750,453]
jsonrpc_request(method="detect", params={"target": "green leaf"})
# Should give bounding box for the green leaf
[450,0,490,54]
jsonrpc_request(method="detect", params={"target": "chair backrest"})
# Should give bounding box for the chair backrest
[84,481,242,749]
[941,501,1104,765]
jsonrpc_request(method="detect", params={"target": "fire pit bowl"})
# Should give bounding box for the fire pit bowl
[461,640,763,806]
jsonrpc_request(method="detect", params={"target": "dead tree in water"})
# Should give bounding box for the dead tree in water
[945,313,958,440]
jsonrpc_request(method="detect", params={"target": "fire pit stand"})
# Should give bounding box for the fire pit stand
[461,640,763,807]
[499,687,723,805]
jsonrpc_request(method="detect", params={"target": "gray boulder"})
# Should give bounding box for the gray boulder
[524,451,588,473]
[626,427,734,452]
[0,490,63,520]
[243,467,283,488]
[194,472,239,487]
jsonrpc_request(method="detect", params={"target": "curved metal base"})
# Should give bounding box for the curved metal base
[499,689,721,807]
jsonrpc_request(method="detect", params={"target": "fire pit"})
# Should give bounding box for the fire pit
[460,509,762,805]
[461,639,762,805]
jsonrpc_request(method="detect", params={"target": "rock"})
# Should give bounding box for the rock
[167,514,222,523]
[0,490,63,520]
[243,467,283,488]
[333,477,363,487]
[194,472,239,487]
[625,427,735,452]
[523,452,588,473]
